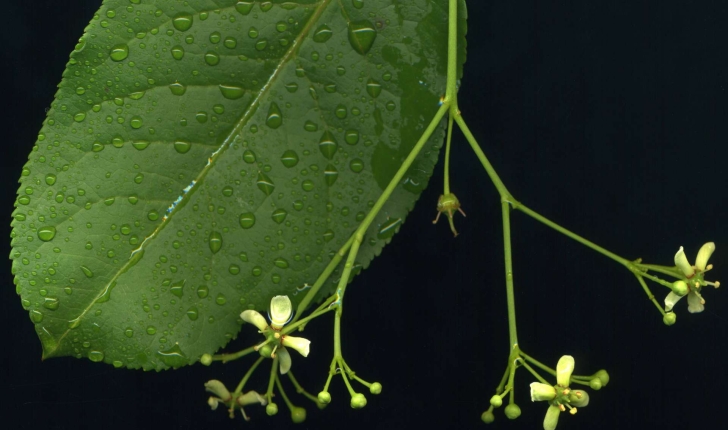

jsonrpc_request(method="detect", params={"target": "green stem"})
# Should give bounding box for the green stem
[266,355,279,403]
[445,0,458,104]
[233,356,265,396]
[519,360,551,385]
[453,113,510,197]
[274,373,295,410]
[520,351,556,378]
[444,114,454,195]
[501,200,518,349]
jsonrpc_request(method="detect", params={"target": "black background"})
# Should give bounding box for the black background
[2,1,727,429]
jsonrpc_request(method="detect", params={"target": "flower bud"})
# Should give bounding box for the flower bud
[481,409,495,424]
[318,391,331,404]
[595,369,610,386]
[489,395,503,408]
[258,343,273,358]
[671,280,688,296]
[266,402,279,416]
[269,295,292,329]
[589,378,602,390]
[370,382,382,395]
[291,406,307,423]
[663,312,677,326]
[569,389,589,407]
[200,354,212,366]
[504,403,521,420]
[350,393,367,409]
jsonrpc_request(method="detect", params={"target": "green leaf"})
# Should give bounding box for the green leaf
[11,0,466,370]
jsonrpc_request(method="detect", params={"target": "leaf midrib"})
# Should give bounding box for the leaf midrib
[47,0,335,357]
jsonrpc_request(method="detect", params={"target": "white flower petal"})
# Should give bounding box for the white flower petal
[687,291,705,313]
[544,405,561,430]
[530,382,556,402]
[237,391,267,406]
[695,242,715,272]
[204,380,231,401]
[241,310,268,331]
[556,355,575,387]
[282,335,310,357]
[664,291,682,312]
[674,246,695,277]
[269,295,292,329]
[278,346,292,374]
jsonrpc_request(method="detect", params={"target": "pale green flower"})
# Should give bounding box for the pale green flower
[241,295,311,374]
[665,243,720,314]
[529,356,589,430]
[204,379,266,420]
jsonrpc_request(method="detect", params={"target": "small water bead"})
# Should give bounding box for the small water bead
[146,326,157,335]
[196,285,209,298]
[134,173,144,184]
[301,180,314,191]
[110,43,129,61]
[239,212,256,229]
[352,0,364,9]
[337,66,346,76]
[170,281,184,297]
[37,226,56,242]
[185,35,194,44]
[348,20,377,55]
[219,84,245,100]
[248,27,259,38]
[216,293,227,305]
[171,45,184,60]
[266,102,283,129]
[196,112,208,123]
[128,195,138,204]
[125,328,134,338]
[148,210,159,221]
[335,104,347,119]
[323,229,335,242]
[76,86,86,95]
[252,266,263,276]
[88,351,105,362]
[255,39,268,51]
[130,116,143,129]
[222,186,234,197]
[209,231,222,254]
[43,297,59,310]
[81,266,94,278]
[276,22,287,32]
[74,113,86,122]
[280,150,299,167]
[224,37,237,49]
[209,31,221,43]
[186,306,199,320]
[304,121,318,132]
[285,82,298,93]
[205,51,220,66]
[132,140,149,150]
[313,25,333,43]
[350,159,365,173]
[386,101,396,111]
[172,13,193,31]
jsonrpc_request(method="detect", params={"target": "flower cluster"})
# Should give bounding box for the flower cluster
[204,380,266,420]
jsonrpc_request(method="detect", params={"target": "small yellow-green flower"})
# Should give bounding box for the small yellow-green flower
[665,243,720,314]
[529,356,590,430]
[241,295,311,374]
[204,379,266,420]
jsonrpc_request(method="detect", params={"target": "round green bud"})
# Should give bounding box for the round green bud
[489,395,503,408]
[589,377,602,390]
[350,393,367,409]
[259,344,273,358]
[663,312,677,326]
[671,280,688,296]
[317,391,332,404]
[290,406,307,423]
[595,369,610,386]
[200,354,212,366]
[370,382,383,395]
[481,409,495,424]
[266,402,279,416]
[504,403,521,420]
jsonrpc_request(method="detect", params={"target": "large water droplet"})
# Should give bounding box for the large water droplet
[335,104,347,119]
[171,45,184,60]
[323,229,335,242]
[352,0,364,9]
[215,293,227,305]
[81,265,94,278]
[235,2,254,15]
[204,51,220,66]
[304,120,318,132]
[130,116,143,129]
[169,82,186,96]
[196,285,209,298]
[30,310,44,323]
[132,140,150,150]
[43,297,59,310]
[256,172,275,195]
[285,82,298,93]
[209,31,221,44]
[88,350,105,363]
[186,306,199,320]
[350,158,364,173]
[318,131,339,159]
[170,280,185,297]
[274,257,289,269]
[125,328,134,338]
[219,84,245,100]
[156,343,188,368]
[280,150,299,167]
[209,231,222,254]
[266,102,283,129]
[324,164,339,186]
[146,326,157,335]
[348,20,377,55]
[37,226,57,242]
[45,173,57,185]
[172,12,193,31]
[271,208,288,224]
[377,218,402,239]
[239,212,256,229]
[224,36,237,49]
[345,129,360,145]
[243,149,256,163]
[255,39,268,51]
[110,43,129,61]
[366,79,382,98]
[313,25,333,43]
[174,140,191,153]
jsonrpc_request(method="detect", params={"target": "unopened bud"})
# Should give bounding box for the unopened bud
[671,280,688,296]
[317,391,331,404]
[200,354,213,366]
[504,403,521,420]
[663,312,677,326]
[350,393,367,409]
[490,395,503,408]
[266,402,279,416]
[291,406,306,423]
[370,382,382,395]
[481,409,495,424]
